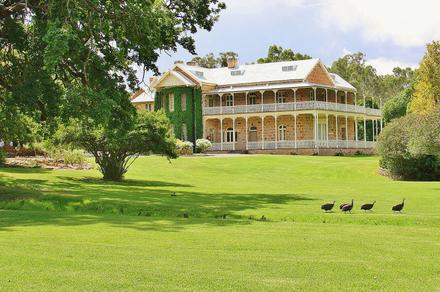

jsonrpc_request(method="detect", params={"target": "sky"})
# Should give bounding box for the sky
[139,0,440,84]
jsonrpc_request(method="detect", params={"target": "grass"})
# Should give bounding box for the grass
[0,155,439,291]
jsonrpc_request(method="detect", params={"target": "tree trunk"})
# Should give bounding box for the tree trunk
[97,152,128,181]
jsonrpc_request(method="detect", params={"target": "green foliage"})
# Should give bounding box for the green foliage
[190,51,238,68]
[56,111,177,181]
[330,52,415,103]
[45,147,87,165]
[1,0,225,141]
[382,87,414,123]
[377,111,440,180]
[257,45,311,63]
[155,87,203,143]
[0,148,6,165]
[410,41,440,114]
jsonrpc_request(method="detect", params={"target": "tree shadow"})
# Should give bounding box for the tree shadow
[0,173,315,232]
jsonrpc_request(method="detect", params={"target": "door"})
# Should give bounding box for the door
[249,127,257,142]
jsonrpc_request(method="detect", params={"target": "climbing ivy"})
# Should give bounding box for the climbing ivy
[155,87,203,143]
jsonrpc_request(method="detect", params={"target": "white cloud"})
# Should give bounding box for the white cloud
[341,48,352,57]
[366,58,418,75]
[320,0,440,47]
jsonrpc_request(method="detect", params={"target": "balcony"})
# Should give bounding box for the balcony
[211,140,377,151]
[203,101,382,117]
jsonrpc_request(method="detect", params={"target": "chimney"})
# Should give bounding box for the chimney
[227,56,238,69]
[186,61,197,66]
[174,60,184,64]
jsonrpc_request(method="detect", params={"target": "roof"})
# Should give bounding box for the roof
[178,58,321,86]
[130,88,155,103]
[153,58,356,92]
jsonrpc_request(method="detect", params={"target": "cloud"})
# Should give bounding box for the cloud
[366,58,418,75]
[320,0,440,47]
[223,0,321,13]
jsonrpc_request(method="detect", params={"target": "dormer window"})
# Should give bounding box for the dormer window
[194,71,204,78]
[282,65,297,72]
[230,70,244,76]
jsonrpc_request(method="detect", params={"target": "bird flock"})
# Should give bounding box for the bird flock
[321,199,405,213]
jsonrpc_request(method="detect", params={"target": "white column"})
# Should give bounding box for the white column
[220,94,223,114]
[245,117,248,150]
[345,115,348,148]
[262,116,265,150]
[354,93,357,107]
[336,115,339,148]
[326,113,329,147]
[232,118,236,151]
[325,88,328,110]
[313,87,317,102]
[335,90,338,104]
[232,93,235,114]
[245,91,248,113]
[314,112,318,149]
[294,114,297,149]
[372,119,375,142]
[275,115,278,149]
[220,118,223,151]
[273,90,278,112]
[345,91,348,112]
[355,117,358,148]
[364,118,367,148]
[380,118,383,132]
[260,91,264,112]
[293,89,297,110]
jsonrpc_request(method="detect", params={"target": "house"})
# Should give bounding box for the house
[130,87,155,112]
[151,57,383,154]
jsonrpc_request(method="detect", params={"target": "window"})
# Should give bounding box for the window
[181,123,188,141]
[230,70,245,76]
[194,71,204,78]
[181,94,187,111]
[225,94,233,107]
[278,125,287,141]
[277,91,287,103]
[226,128,235,142]
[248,92,257,105]
[145,103,153,112]
[208,96,215,107]
[309,90,314,100]
[168,93,174,112]
[282,65,297,72]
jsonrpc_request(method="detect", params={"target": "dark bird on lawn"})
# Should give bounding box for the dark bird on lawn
[340,202,349,209]
[341,199,354,213]
[321,201,336,212]
[361,201,376,212]
[392,199,405,212]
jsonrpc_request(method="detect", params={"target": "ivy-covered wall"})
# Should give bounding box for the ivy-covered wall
[155,86,203,143]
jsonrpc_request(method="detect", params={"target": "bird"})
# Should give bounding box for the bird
[340,202,349,209]
[321,201,336,212]
[361,201,376,212]
[341,199,354,213]
[392,199,405,213]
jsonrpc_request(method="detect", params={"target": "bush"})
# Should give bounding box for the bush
[377,111,440,180]
[0,148,6,165]
[47,148,87,165]
[176,140,193,155]
[196,139,212,153]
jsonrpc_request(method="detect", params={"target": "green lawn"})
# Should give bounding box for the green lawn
[1,155,439,291]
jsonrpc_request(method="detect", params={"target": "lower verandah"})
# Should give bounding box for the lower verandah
[204,113,381,151]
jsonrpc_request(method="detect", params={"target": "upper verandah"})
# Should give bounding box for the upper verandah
[151,58,356,93]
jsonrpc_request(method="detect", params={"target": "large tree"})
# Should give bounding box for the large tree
[257,45,311,63]
[1,0,225,179]
[410,41,440,114]
[190,51,238,68]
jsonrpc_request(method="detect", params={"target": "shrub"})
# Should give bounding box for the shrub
[47,148,87,165]
[176,140,193,155]
[0,148,6,165]
[377,111,440,180]
[196,139,212,153]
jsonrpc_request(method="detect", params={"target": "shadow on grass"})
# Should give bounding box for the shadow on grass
[0,170,315,232]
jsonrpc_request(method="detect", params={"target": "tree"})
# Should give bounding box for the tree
[382,86,414,123]
[410,41,440,114]
[1,0,225,180]
[59,111,177,181]
[379,67,415,102]
[190,51,238,68]
[257,45,311,63]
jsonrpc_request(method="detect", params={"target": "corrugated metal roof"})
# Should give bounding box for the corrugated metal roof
[131,88,155,103]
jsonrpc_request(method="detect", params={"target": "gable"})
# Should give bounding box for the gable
[305,63,334,86]
[154,71,196,89]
